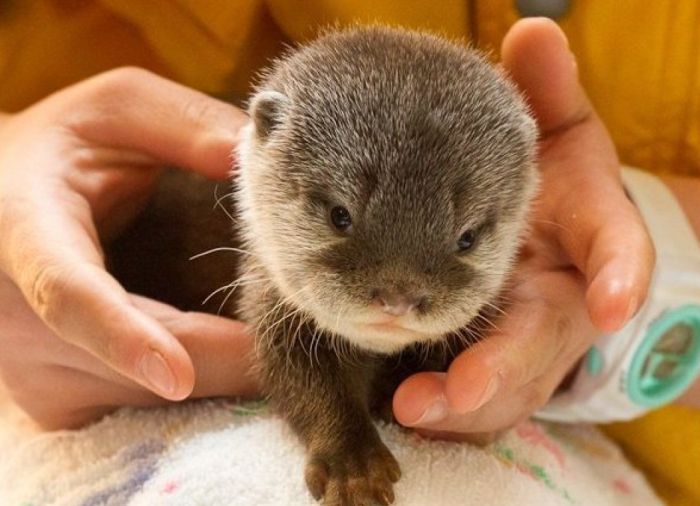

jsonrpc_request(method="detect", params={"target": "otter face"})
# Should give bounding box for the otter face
[236,28,538,354]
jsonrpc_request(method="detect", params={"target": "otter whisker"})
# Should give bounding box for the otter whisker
[472,311,501,333]
[189,246,254,261]
[217,284,238,315]
[310,324,321,367]
[531,218,573,234]
[218,270,276,316]
[290,310,311,363]
[257,283,313,346]
[204,277,269,306]
[481,300,508,319]
[273,307,305,367]
[202,280,237,305]
[328,307,356,365]
[213,184,236,223]
[453,327,478,349]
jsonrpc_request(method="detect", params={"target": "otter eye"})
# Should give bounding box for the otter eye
[457,229,476,252]
[330,206,352,232]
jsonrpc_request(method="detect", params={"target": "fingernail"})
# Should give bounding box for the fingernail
[570,51,579,72]
[412,394,448,426]
[140,349,176,396]
[625,295,639,322]
[470,374,500,412]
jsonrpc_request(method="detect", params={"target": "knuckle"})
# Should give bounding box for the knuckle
[61,66,156,134]
[71,67,153,119]
[552,310,595,363]
[103,321,135,367]
[100,306,148,371]
[553,312,573,349]
[522,382,554,413]
[91,66,153,97]
[179,95,223,128]
[29,262,73,324]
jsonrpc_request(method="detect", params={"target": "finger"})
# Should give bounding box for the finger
[168,313,258,398]
[502,18,655,330]
[2,295,258,430]
[7,363,154,430]
[568,191,655,331]
[0,192,195,401]
[62,67,249,179]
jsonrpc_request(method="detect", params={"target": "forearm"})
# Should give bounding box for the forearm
[660,174,700,408]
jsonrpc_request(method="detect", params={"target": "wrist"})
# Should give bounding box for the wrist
[661,174,700,409]
[659,174,700,242]
[0,112,14,132]
[677,373,700,407]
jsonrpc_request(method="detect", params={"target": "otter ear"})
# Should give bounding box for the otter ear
[249,90,290,139]
[518,112,538,149]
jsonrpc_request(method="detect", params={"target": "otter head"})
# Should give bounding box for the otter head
[236,27,538,354]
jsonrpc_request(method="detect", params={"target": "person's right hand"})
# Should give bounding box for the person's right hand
[392,18,655,437]
[0,68,258,429]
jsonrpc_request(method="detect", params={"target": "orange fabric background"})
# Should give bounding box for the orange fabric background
[1,1,698,503]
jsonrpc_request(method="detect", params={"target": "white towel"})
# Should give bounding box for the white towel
[0,384,662,506]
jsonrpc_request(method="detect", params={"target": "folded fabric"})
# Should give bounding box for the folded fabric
[0,386,661,506]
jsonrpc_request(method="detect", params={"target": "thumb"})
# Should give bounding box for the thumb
[0,187,195,400]
[501,18,655,331]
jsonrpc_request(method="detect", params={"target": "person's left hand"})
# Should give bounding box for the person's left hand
[392,18,656,436]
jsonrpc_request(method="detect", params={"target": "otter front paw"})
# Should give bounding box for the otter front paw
[304,440,401,506]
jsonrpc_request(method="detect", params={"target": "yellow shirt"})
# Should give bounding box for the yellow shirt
[1,1,698,503]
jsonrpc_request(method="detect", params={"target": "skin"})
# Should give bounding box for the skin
[662,174,700,408]
[0,18,697,434]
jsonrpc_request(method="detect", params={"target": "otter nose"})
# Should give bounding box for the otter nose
[371,289,425,316]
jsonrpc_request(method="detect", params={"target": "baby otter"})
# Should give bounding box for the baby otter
[235,26,538,505]
[110,26,538,506]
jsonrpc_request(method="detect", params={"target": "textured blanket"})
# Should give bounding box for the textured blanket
[0,382,661,506]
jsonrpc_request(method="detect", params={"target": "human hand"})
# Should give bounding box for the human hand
[392,18,656,435]
[0,68,257,429]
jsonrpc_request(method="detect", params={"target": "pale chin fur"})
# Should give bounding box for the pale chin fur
[337,324,436,355]
[290,289,485,354]
[311,311,441,355]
